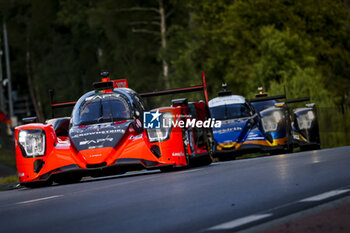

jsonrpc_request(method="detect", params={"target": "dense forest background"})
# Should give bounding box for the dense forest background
[0,0,349,148]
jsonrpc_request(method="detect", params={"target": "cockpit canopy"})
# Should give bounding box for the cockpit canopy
[72,92,132,126]
[210,103,252,120]
[209,95,253,120]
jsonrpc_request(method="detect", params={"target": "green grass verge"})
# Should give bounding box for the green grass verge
[0,148,18,186]
[0,175,19,185]
[0,148,16,169]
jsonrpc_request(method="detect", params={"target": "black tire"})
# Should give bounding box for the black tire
[201,139,214,165]
[160,166,176,172]
[269,149,286,156]
[182,128,191,167]
[200,154,213,166]
[300,144,321,151]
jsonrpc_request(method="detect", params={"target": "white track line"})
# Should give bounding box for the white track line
[208,214,272,230]
[299,189,350,202]
[177,168,203,174]
[17,195,63,204]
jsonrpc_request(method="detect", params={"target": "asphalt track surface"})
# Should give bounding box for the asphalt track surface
[1,146,350,233]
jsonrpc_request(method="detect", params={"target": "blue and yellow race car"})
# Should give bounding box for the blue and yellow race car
[209,85,292,158]
[252,87,321,151]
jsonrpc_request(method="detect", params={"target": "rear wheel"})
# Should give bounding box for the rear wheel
[190,131,214,166]
[201,133,214,165]
[183,128,191,167]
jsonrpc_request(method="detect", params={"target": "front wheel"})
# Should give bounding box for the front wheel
[202,130,214,165]
[201,139,214,165]
[160,166,176,173]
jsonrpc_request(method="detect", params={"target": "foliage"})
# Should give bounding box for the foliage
[0,148,16,168]
[0,0,349,147]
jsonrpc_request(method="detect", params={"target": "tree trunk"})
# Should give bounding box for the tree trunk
[26,37,44,122]
[158,0,170,89]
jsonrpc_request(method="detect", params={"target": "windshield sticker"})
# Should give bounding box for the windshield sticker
[79,136,114,145]
[85,93,120,101]
[72,129,125,138]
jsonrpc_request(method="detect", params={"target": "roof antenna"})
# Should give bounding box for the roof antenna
[218,83,232,96]
[100,71,110,82]
[255,87,268,98]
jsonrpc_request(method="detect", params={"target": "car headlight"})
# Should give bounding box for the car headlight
[297,111,315,130]
[18,129,46,157]
[307,111,315,120]
[262,111,282,132]
[147,112,173,142]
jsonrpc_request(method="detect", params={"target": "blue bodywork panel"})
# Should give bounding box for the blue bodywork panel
[209,95,288,154]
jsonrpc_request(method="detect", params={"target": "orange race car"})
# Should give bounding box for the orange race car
[15,72,214,187]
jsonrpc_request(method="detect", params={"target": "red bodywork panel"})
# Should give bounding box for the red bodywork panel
[17,74,211,185]
[15,122,179,183]
[14,105,209,183]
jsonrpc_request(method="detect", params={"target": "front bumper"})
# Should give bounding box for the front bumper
[20,158,173,185]
[214,137,288,157]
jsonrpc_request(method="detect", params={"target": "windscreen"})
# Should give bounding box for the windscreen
[73,94,131,126]
[210,103,251,120]
[251,100,276,113]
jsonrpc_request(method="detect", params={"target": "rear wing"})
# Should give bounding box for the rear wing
[249,95,286,103]
[139,72,209,105]
[49,89,76,118]
[49,73,209,118]
[285,97,310,104]
[49,78,129,118]
[250,95,311,105]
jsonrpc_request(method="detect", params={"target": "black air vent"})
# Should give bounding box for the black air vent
[86,162,107,168]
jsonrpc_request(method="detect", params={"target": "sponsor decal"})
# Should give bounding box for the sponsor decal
[172,152,185,156]
[247,137,265,140]
[72,129,125,138]
[85,93,120,101]
[247,133,265,140]
[129,134,143,140]
[213,127,242,134]
[209,95,246,107]
[113,79,128,88]
[79,136,113,145]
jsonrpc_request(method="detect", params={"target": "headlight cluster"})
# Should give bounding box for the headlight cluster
[261,111,283,132]
[147,112,173,142]
[297,111,315,130]
[18,129,46,157]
